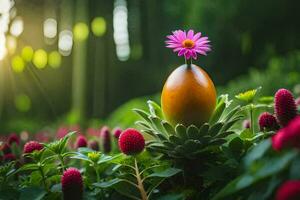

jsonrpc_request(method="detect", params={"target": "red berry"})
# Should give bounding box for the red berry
[275,89,297,127]
[1,143,11,155]
[118,128,145,155]
[258,112,279,131]
[8,133,20,145]
[4,153,16,162]
[296,97,300,106]
[23,141,43,154]
[276,180,300,200]
[100,126,111,153]
[56,126,69,139]
[113,127,122,139]
[272,116,300,151]
[75,135,87,149]
[243,120,251,129]
[61,168,83,200]
[88,140,99,151]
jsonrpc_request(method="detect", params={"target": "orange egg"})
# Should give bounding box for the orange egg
[161,64,217,127]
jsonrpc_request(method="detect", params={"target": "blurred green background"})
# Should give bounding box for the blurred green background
[0,0,299,133]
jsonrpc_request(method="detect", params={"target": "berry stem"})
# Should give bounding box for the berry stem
[134,158,148,200]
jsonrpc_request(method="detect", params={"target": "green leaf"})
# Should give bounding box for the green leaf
[19,187,46,200]
[209,95,228,124]
[169,135,182,145]
[186,125,199,139]
[17,164,39,173]
[93,178,123,188]
[50,183,62,193]
[229,137,244,152]
[135,120,151,129]
[162,121,174,135]
[213,150,297,200]
[175,124,187,140]
[71,152,92,163]
[133,109,152,123]
[149,116,166,135]
[147,100,163,119]
[199,123,210,136]
[222,106,241,122]
[208,122,224,136]
[258,96,274,104]
[240,129,254,140]
[244,139,271,167]
[147,168,181,178]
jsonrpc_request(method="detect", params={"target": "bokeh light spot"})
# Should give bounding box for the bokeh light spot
[15,94,31,112]
[6,35,17,54]
[11,55,25,73]
[58,30,73,56]
[91,17,106,37]
[10,17,24,37]
[33,49,47,69]
[48,51,62,68]
[73,22,89,42]
[21,46,34,62]
[43,18,57,39]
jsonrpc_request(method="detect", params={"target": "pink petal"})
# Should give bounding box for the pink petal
[173,47,182,52]
[196,46,211,51]
[178,48,186,56]
[185,51,192,59]
[195,37,209,43]
[192,32,202,41]
[195,49,207,55]
[187,30,194,39]
[166,43,182,48]
[192,51,197,59]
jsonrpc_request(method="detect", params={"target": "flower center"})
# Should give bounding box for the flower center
[182,39,195,48]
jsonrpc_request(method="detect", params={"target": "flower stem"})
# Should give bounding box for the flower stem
[250,104,254,136]
[134,158,148,200]
[94,165,100,182]
[58,155,65,172]
[185,57,193,68]
[38,165,48,191]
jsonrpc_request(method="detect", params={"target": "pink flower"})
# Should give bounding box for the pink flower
[8,133,20,145]
[100,126,111,153]
[258,112,279,131]
[75,135,87,149]
[4,153,16,162]
[23,141,43,154]
[272,116,300,151]
[165,30,211,60]
[1,143,11,155]
[88,140,99,151]
[56,126,69,139]
[243,119,251,129]
[275,89,297,127]
[86,127,100,137]
[35,131,50,142]
[61,168,83,200]
[276,180,300,200]
[113,127,122,139]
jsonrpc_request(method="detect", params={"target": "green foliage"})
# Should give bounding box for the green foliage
[106,95,159,128]
[134,96,244,160]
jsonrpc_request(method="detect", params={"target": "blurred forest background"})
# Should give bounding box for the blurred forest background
[0,0,299,133]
